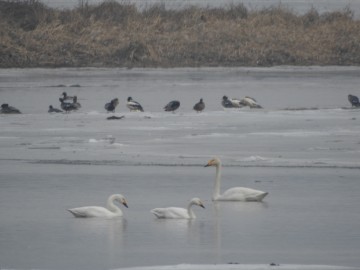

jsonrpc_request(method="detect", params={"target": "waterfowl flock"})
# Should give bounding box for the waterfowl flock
[2,93,359,114]
[28,91,356,221]
[68,156,266,220]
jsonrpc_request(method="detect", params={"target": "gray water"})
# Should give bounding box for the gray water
[0,67,360,270]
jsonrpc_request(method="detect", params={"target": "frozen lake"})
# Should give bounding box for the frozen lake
[0,67,360,270]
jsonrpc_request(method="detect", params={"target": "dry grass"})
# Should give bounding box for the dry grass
[0,0,359,67]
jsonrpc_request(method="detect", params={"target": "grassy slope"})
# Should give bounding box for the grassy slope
[1,0,360,68]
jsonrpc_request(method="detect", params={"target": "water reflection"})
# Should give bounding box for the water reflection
[69,217,127,233]
[211,201,269,262]
[213,201,269,214]
[69,218,127,245]
[152,219,194,238]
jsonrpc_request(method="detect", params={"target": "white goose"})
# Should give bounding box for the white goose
[240,96,263,109]
[151,198,205,219]
[205,157,268,201]
[68,194,128,218]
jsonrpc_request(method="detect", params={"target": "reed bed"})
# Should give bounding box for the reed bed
[0,0,359,67]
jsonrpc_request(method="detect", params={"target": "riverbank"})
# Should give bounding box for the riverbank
[1,0,360,68]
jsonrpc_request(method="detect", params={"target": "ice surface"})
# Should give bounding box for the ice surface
[1,67,360,270]
[116,264,358,270]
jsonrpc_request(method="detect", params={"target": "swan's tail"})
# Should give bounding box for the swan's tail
[246,192,269,202]
[67,209,87,218]
[150,208,164,218]
[256,192,269,201]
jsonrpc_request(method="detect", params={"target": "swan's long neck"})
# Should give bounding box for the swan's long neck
[213,162,222,200]
[187,202,196,219]
[107,195,122,214]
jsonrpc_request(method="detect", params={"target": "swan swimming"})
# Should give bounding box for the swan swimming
[68,194,128,218]
[205,157,268,201]
[151,197,205,219]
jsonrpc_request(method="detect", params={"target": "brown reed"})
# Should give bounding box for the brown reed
[0,0,359,67]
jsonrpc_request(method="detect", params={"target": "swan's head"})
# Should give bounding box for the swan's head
[127,97,132,102]
[62,92,67,97]
[204,157,221,167]
[191,197,205,208]
[222,96,228,101]
[114,194,129,208]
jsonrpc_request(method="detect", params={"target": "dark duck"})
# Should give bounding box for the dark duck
[59,98,77,112]
[164,100,180,112]
[0,104,21,114]
[348,94,360,107]
[193,98,205,112]
[105,98,119,113]
[48,105,63,113]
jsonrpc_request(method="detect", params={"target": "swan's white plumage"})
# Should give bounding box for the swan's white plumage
[151,198,205,219]
[205,157,268,201]
[68,194,128,218]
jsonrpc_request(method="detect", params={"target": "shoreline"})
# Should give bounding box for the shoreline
[1,0,360,68]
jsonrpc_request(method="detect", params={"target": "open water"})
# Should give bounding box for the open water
[0,67,360,270]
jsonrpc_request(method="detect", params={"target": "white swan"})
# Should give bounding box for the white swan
[68,194,128,218]
[151,197,205,219]
[205,157,268,201]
